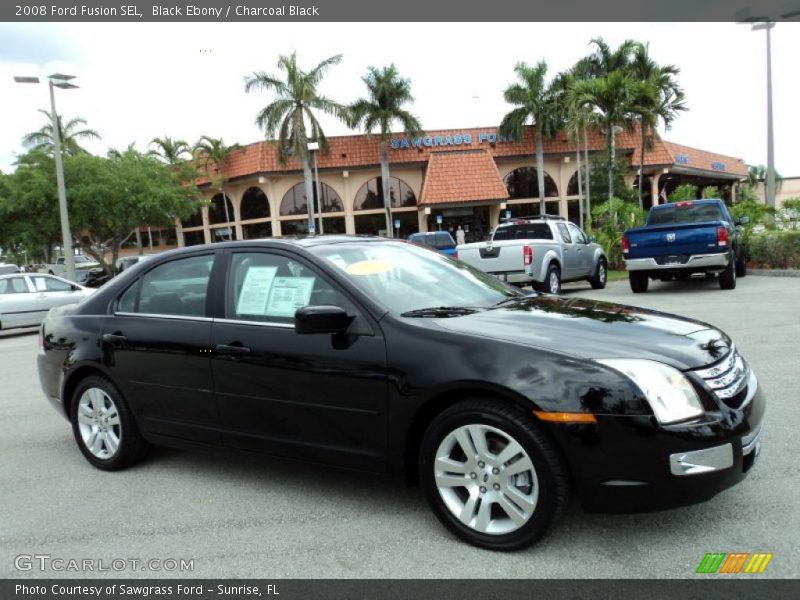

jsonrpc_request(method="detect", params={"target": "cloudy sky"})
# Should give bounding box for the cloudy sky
[1,21,798,176]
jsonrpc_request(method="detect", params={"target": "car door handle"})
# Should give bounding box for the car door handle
[215,344,252,355]
[102,333,127,343]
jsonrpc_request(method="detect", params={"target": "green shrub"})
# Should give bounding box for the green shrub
[747,231,800,269]
[587,197,647,269]
[668,184,698,202]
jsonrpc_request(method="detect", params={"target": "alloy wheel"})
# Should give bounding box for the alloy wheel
[76,387,122,459]
[549,271,560,294]
[434,424,539,535]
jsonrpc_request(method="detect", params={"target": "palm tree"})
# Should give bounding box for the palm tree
[149,136,191,166]
[22,110,101,156]
[350,65,422,238]
[193,136,242,240]
[631,44,687,207]
[574,38,640,199]
[499,61,562,214]
[244,52,348,234]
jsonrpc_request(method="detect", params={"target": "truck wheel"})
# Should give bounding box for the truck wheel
[735,254,747,278]
[536,265,561,294]
[589,259,607,289]
[719,254,737,290]
[629,272,649,293]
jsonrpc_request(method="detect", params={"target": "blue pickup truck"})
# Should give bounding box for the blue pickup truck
[623,199,748,293]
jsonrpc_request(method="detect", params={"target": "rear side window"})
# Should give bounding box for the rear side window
[434,233,455,249]
[649,203,724,225]
[118,255,214,317]
[0,277,29,294]
[556,223,572,243]
[492,223,553,241]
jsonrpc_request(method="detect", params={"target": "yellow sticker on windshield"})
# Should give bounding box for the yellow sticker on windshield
[345,260,393,276]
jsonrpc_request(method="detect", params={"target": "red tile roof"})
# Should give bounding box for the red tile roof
[194,124,748,185]
[419,150,509,206]
[660,140,748,177]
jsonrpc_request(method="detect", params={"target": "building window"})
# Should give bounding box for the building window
[181,208,203,228]
[280,182,343,216]
[566,170,591,197]
[354,176,417,211]
[505,201,560,218]
[504,167,559,199]
[354,213,389,236]
[182,230,206,247]
[242,222,273,239]
[241,187,270,220]
[209,193,235,225]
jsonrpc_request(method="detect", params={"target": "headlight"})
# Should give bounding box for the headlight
[596,358,703,424]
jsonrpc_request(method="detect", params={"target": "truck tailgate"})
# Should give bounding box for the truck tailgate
[457,240,527,274]
[626,221,723,259]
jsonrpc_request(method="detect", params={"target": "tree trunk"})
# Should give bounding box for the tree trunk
[301,148,315,235]
[221,184,232,240]
[380,140,394,238]
[535,129,546,214]
[608,123,616,199]
[583,124,591,227]
[638,120,646,209]
[135,228,143,256]
[576,143,583,228]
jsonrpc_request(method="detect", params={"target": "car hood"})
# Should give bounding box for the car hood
[431,295,731,370]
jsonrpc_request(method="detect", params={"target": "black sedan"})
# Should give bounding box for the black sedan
[37,236,764,550]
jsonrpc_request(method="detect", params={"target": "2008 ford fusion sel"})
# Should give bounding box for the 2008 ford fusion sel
[37,236,764,550]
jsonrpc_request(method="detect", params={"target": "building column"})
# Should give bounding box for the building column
[418,209,429,233]
[342,171,354,235]
[202,203,211,244]
[232,189,244,241]
[175,218,185,248]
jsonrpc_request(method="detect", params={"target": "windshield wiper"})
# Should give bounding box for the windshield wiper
[401,306,481,318]
[491,296,527,307]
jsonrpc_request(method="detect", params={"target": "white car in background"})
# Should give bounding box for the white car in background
[0,273,94,332]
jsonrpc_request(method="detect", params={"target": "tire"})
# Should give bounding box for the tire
[589,258,607,289]
[719,254,737,290]
[629,271,649,293]
[419,399,570,551]
[536,264,561,294]
[70,375,149,471]
[735,253,747,278]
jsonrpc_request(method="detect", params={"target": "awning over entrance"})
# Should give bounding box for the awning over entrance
[419,150,509,206]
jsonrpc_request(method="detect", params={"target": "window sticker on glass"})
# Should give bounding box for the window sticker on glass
[34,278,47,291]
[236,266,278,315]
[265,277,315,317]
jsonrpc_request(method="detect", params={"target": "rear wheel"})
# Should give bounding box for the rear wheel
[536,264,561,294]
[419,399,569,550]
[70,375,149,470]
[629,271,649,293]
[719,254,737,290]
[589,258,607,289]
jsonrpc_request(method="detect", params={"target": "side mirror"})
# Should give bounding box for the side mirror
[295,305,354,335]
[738,215,750,225]
[71,284,81,291]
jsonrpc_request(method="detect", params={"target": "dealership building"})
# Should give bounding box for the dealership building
[166,124,749,249]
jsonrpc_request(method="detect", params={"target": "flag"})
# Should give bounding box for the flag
[659,186,668,203]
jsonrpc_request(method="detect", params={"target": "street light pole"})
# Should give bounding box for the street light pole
[15,74,78,282]
[763,22,776,210]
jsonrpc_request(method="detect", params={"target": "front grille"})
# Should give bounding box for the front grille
[693,347,749,407]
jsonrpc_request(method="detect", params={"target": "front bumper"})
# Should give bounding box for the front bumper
[625,253,729,272]
[547,372,765,513]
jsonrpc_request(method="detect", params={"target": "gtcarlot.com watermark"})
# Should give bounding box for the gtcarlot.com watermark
[14,554,194,573]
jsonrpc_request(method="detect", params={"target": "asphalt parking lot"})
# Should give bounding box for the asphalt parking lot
[1,274,798,579]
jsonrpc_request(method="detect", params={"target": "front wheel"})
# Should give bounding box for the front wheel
[629,271,649,293]
[735,253,747,278]
[71,375,149,470]
[589,258,607,289]
[419,399,570,551]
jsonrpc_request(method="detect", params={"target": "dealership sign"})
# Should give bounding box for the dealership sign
[390,131,516,150]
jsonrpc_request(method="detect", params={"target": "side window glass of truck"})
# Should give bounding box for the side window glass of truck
[556,223,572,243]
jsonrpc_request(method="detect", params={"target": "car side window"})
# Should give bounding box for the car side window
[32,276,72,292]
[227,252,351,324]
[0,277,29,294]
[556,223,572,243]
[567,224,587,244]
[120,255,214,317]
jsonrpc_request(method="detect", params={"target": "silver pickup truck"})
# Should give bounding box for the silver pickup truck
[456,216,607,294]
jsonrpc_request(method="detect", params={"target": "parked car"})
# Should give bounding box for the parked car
[408,231,457,257]
[0,263,21,275]
[37,237,763,550]
[46,255,101,280]
[456,215,607,294]
[0,273,94,331]
[623,199,747,293]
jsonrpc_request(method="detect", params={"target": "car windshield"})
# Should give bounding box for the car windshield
[310,241,523,315]
[649,203,724,225]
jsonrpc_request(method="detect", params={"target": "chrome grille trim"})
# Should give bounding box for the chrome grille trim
[742,421,764,456]
[693,346,749,403]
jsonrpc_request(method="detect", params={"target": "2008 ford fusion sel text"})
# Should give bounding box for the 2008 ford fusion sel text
[37,236,764,550]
